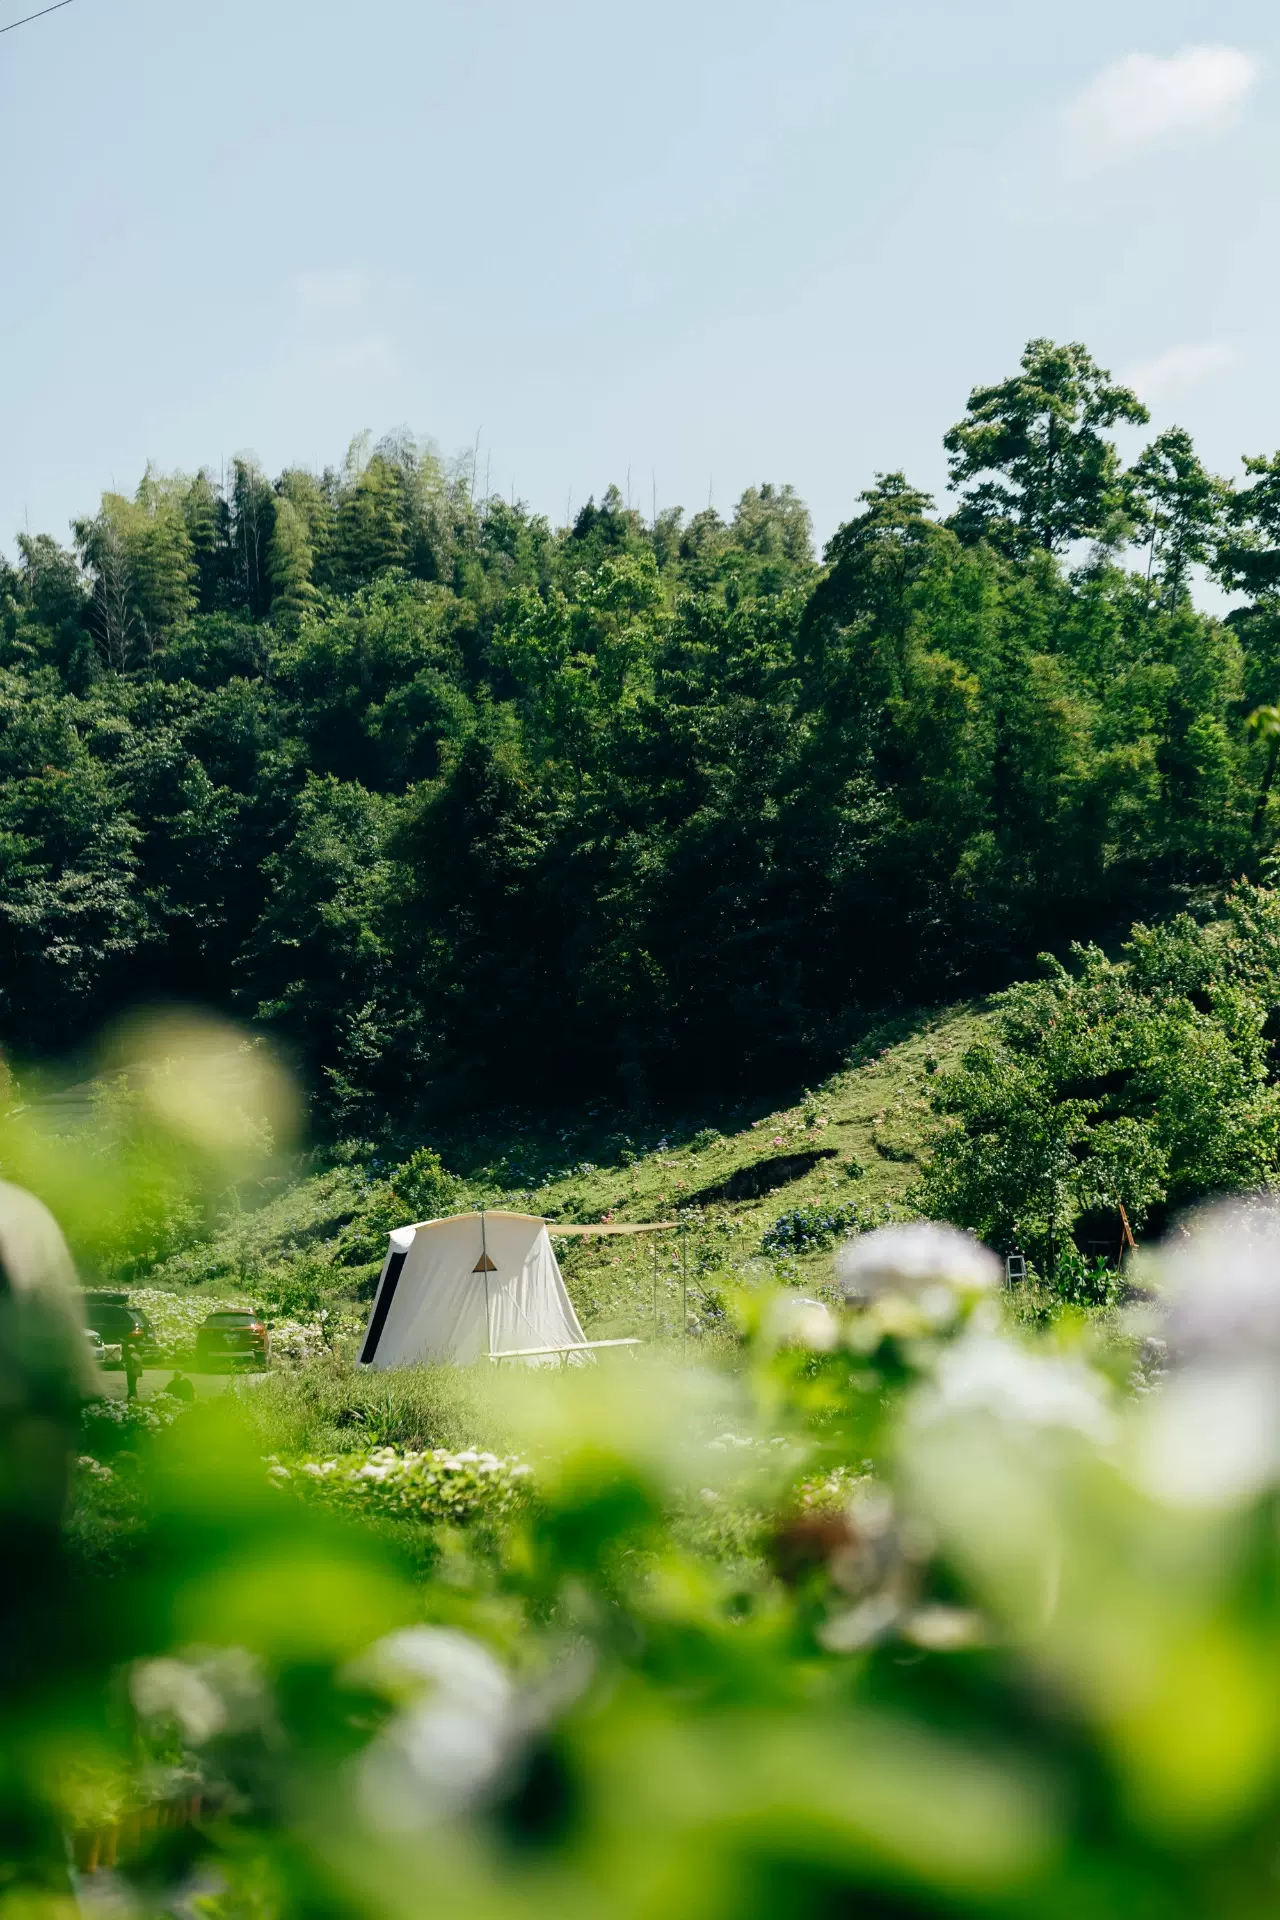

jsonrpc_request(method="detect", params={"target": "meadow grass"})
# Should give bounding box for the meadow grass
[137,1001,993,1339]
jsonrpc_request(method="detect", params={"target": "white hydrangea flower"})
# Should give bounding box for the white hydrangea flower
[347,1628,516,1829]
[764,1292,840,1351]
[912,1333,1116,1443]
[1129,1362,1280,1509]
[1155,1197,1280,1362]
[130,1657,227,1746]
[836,1222,1000,1305]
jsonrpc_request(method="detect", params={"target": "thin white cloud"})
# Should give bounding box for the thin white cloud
[288,271,399,384]
[1127,342,1236,404]
[1066,46,1259,162]
[309,335,398,380]
[294,269,372,314]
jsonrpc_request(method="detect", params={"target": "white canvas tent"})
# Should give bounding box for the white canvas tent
[358,1210,597,1370]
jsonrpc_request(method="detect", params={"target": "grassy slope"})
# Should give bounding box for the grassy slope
[145,1003,989,1335]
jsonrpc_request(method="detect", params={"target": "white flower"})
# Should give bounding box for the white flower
[130,1657,227,1746]
[765,1292,839,1351]
[836,1222,1000,1304]
[913,1333,1116,1443]
[1129,1362,1280,1510]
[346,1628,516,1830]
[1155,1197,1280,1362]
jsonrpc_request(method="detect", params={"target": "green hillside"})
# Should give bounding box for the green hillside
[16,331,1280,1317]
[144,1002,989,1336]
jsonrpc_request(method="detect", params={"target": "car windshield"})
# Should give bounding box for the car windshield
[206,1312,258,1326]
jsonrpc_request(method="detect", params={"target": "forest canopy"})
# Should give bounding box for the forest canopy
[5,337,1280,1129]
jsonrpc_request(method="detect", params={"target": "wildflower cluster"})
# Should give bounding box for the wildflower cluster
[81,1391,190,1445]
[795,1464,870,1511]
[267,1445,534,1526]
[75,1454,116,1482]
[265,1312,362,1367]
[761,1200,881,1255]
[127,1287,252,1356]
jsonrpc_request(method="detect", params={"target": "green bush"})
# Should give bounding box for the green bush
[920,889,1280,1267]
[269,1445,533,1526]
[761,1200,879,1254]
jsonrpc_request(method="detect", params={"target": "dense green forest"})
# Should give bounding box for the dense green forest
[6,337,1280,1128]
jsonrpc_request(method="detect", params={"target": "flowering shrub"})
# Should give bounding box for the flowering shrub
[268,1445,533,1526]
[76,1454,116,1482]
[40,1203,1280,1915]
[81,1391,190,1447]
[265,1314,361,1366]
[126,1287,252,1356]
[761,1201,881,1255]
[795,1464,870,1511]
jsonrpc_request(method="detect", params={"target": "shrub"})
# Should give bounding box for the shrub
[761,1201,878,1255]
[268,1445,532,1526]
[920,894,1280,1265]
[80,1390,190,1454]
[387,1147,465,1220]
[1053,1247,1125,1309]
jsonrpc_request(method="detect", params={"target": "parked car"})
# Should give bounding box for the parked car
[83,1326,106,1366]
[195,1310,270,1371]
[81,1292,159,1369]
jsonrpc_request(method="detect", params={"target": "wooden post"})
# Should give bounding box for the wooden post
[1117,1197,1137,1265]
[681,1226,688,1343]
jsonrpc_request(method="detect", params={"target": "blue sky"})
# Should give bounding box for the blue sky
[1,0,1278,555]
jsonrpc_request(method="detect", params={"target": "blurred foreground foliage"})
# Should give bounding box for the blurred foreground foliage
[0,1008,296,1283]
[11,1143,1280,1918]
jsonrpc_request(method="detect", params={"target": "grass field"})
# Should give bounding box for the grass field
[137,1002,991,1342]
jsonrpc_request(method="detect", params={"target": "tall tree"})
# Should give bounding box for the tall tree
[269,495,319,632]
[73,500,140,670]
[182,469,232,612]
[130,470,198,642]
[1216,450,1280,602]
[1125,427,1228,605]
[231,459,276,618]
[336,453,409,585]
[944,338,1149,555]
[277,468,337,589]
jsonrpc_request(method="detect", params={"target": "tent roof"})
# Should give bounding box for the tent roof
[366,1209,589,1369]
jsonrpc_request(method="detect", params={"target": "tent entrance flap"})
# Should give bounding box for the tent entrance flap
[359,1211,591,1370]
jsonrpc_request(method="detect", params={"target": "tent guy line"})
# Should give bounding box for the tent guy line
[546,1220,680,1237]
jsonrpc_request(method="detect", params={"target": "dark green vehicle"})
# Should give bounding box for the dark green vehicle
[80,1292,159,1369]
